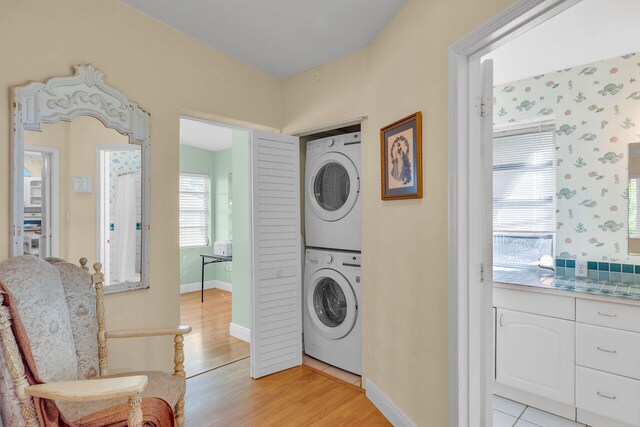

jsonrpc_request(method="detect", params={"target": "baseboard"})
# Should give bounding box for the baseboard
[180,280,232,294]
[229,322,250,343]
[493,382,575,420]
[365,379,416,427]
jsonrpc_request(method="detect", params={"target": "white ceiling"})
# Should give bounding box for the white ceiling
[122,0,406,78]
[179,118,233,151]
[486,0,640,85]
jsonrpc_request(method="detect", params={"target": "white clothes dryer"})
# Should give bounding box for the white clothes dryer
[303,248,361,375]
[305,133,361,252]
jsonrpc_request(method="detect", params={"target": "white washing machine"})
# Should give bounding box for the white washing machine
[305,133,361,252]
[303,248,361,375]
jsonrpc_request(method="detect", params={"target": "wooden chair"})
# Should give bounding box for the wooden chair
[0,255,191,426]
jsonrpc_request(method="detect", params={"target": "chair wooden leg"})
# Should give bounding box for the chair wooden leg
[175,396,185,427]
[128,393,143,427]
[173,333,186,426]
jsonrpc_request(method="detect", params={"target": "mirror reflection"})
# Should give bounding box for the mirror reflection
[23,117,142,285]
[629,142,640,254]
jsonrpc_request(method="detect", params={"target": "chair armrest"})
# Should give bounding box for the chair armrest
[105,325,192,339]
[26,375,148,402]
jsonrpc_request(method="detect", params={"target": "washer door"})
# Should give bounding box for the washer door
[307,269,357,340]
[308,152,359,222]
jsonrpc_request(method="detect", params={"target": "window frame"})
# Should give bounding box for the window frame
[179,172,210,248]
[492,121,556,269]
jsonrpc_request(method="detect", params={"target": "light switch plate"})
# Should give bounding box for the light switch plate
[576,260,588,278]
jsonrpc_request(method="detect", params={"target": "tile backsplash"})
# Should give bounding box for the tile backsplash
[555,257,640,284]
[494,51,640,263]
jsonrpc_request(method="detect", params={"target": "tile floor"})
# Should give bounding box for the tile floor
[493,395,586,427]
[302,354,362,387]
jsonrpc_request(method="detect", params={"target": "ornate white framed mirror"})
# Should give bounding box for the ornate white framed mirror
[10,65,151,294]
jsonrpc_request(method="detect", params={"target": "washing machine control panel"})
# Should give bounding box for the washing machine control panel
[305,249,361,268]
[342,253,361,267]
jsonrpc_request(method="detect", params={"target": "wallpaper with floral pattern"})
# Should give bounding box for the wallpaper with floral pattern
[108,149,141,219]
[494,51,640,262]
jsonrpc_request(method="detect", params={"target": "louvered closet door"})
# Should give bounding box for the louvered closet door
[250,130,302,379]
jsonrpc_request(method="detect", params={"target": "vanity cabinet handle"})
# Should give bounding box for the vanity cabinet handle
[597,312,618,318]
[499,314,503,327]
[597,391,616,400]
[597,346,617,354]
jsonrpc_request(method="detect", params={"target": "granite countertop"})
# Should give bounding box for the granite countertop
[493,266,640,301]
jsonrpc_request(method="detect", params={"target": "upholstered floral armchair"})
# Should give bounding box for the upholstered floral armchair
[0,256,191,427]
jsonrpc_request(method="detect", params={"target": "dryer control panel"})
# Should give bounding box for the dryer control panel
[307,133,360,154]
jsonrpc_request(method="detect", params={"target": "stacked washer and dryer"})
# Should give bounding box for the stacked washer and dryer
[304,132,361,375]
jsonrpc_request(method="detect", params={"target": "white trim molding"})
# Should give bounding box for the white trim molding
[229,323,250,343]
[180,280,231,294]
[447,1,580,426]
[365,379,416,427]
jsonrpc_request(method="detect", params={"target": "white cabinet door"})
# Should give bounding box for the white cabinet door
[496,309,575,405]
[250,130,302,379]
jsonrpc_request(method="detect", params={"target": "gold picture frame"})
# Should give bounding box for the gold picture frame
[380,112,423,200]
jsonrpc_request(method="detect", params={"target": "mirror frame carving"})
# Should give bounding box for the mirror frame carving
[10,64,151,293]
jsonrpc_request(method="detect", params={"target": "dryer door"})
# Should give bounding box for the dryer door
[308,152,359,222]
[306,268,357,340]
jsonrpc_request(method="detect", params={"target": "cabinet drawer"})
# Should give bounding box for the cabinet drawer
[576,299,640,332]
[494,287,575,320]
[576,366,640,426]
[576,323,640,380]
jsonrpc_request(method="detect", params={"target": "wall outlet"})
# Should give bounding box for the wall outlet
[576,260,588,278]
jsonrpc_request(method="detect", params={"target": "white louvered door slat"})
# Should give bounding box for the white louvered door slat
[250,130,302,379]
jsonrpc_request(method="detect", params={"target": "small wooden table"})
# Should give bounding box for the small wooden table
[200,254,233,302]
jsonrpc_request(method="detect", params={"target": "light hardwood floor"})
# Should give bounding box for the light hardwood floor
[184,357,390,426]
[303,354,362,388]
[180,288,250,378]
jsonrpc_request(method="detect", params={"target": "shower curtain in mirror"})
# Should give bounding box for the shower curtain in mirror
[113,173,137,283]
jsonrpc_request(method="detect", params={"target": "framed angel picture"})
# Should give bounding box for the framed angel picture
[380,112,423,200]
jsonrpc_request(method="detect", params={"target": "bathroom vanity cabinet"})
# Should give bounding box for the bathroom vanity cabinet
[494,285,640,427]
[495,308,575,406]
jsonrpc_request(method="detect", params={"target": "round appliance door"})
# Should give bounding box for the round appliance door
[306,268,357,340]
[308,152,359,222]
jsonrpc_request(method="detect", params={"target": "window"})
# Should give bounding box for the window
[179,173,209,247]
[630,177,639,238]
[493,123,556,268]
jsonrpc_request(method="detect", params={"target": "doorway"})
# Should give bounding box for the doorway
[178,115,304,382]
[178,116,251,378]
[450,0,640,425]
[449,1,581,426]
[23,147,58,259]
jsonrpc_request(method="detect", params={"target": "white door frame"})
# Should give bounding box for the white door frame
[447,1,581,426]
[24,145,60,258]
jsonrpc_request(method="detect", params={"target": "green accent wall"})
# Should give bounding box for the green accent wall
[179,130,251,330]
[179,145,232,286]
[231,130,251,329]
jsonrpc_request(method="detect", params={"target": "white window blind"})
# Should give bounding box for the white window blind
[179,173,209,247]
[493,124,556,267]
[630,177,639,238]
[493,125,556,234]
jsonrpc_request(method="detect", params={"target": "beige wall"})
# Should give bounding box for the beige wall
[1,0,282,371]
[2,0,520,423]
[283,0,513,424]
